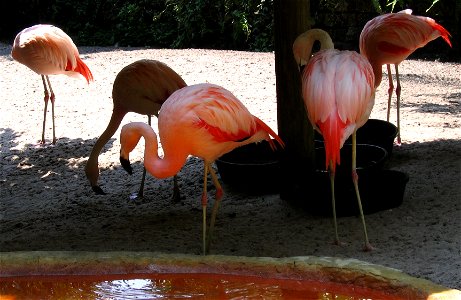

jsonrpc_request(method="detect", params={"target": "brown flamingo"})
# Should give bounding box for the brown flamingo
[85,59,187,200]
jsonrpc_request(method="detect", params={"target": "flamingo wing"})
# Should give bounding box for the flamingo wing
[302,50,375,169]
[360,12,451,65]
[193,85,258,143]
[12,25,93,82]
[303,50,374,128]
[162,83,258,143]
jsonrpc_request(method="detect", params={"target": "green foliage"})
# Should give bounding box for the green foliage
[164,0,271,50]
[372,0,443,13]
[1,0,273,50]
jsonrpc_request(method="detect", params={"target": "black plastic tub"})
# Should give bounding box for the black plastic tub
[314,143,388,179]
[306,169,409,217]
[315,119,398,156]
[285,144,408,216]
[216,139,282,194]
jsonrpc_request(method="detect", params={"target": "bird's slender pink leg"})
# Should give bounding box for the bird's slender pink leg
[201,162,210,255]
[328,160,342,246]
[44,75,56,144]
[395,65,402,145]
[386,64,394,122]
[40,75,49,145]
[206,163,224,253]
[351,132,374,251]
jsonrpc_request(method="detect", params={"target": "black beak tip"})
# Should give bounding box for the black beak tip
[120,156,133,175]
[92,185,106,195]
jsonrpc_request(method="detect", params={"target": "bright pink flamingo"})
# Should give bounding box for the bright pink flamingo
[11,24,93,145]
[119,83,284,254]
[293,29,376,251]
[360,9,452,144]
[85,59,187,200]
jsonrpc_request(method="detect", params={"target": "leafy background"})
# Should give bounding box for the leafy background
[0,0,459,60]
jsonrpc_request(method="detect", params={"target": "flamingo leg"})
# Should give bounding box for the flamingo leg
[40,75,49,145]
[44,76,56,144]
[328,160,341,246]
[172,175,181,203]
[386,64,394,122]
[351,132,374,251]
[201,162,210,255]
[395,65,402,145]
[206,163,224,253]
[137,115,152,199]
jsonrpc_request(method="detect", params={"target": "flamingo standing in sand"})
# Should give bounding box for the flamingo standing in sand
[119,83,284,254]
[11,24,93,144]
[360,9,452,144]
[85,59,187,200]
[293,29,376,251]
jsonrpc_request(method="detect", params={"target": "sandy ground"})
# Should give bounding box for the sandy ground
[0,42,460,290]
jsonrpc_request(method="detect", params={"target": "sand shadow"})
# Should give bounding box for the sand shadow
[0,135,459,252]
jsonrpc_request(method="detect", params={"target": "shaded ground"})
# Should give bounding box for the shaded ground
[0,43,460,289]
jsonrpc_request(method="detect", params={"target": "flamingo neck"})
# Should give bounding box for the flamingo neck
[371,62,383,88]
[294,29,334,66]
[142,131,188,179]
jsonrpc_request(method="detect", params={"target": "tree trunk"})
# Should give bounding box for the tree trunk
[274,0,314,200]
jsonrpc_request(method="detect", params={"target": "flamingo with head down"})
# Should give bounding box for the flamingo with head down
[119,83,284,254]
[85,59,187,200]
[293,29,376,251]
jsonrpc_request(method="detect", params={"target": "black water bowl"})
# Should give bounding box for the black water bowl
[314,143,388,179]
[297,143,406,217]
[315,119,398,156]
[216,140,282,194]
[306,169,409,217]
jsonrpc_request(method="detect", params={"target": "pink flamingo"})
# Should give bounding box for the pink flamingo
[293,29,376,251]
[85,59,187,200]
[119,83,284,254]
[360,9,452,144]
[11,24,93,144]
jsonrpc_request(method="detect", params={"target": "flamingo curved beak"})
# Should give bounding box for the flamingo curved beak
[120,156,133,175]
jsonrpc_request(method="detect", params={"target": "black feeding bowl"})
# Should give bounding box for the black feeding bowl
[314,143,388,179]
[216,139,282,194]
[307,143,407,217]
[315,119,398,156]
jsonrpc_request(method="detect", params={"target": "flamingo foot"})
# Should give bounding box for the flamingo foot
[333,239,347,247]
[363,242,375,252]
[129,192,142,201]
[91,185,106,195]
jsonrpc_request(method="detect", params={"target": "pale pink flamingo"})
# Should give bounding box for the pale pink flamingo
[85,59,187,200]
[360,9,452,144]
[293,29,376,251]
[11,24,93,144]
[119,83,284,254]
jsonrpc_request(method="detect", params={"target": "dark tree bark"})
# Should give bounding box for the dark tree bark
[274,0,314,200]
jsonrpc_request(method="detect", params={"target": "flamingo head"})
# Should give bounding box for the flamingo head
[119,122,145,175]
[293,28,334,71]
